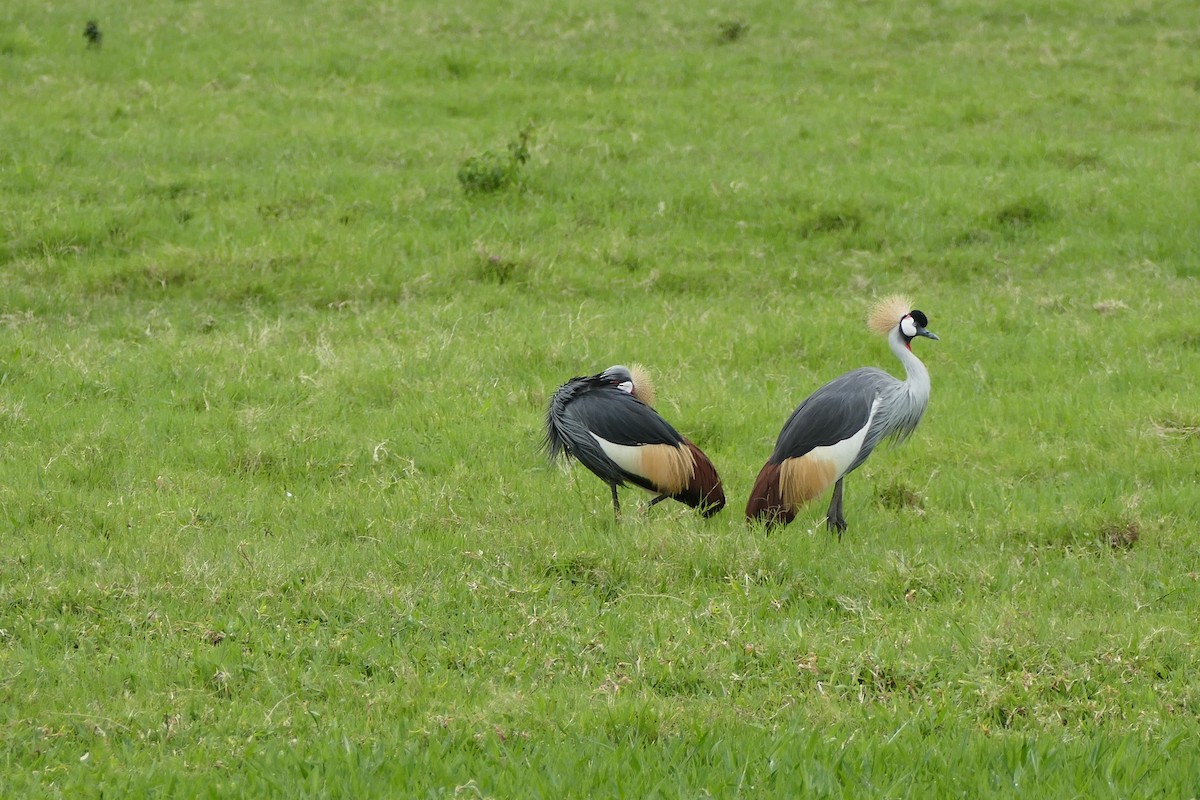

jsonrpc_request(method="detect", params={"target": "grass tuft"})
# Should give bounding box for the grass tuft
[471,243,527,285]
[991,195,1056,231]
[1049,147,1104,170]
[797,206,865,237]
[544,553,626,600]
[1149,417,1200,440]
[1101,521,1140,550]
[716,20,749,45]
[875,480,924,512]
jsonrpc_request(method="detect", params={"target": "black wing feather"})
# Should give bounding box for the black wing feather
[545,373,683,488]
[565,390,683,447]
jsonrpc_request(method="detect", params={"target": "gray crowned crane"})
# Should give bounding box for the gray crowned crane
[546,364,726,518]
[746,296,937,535]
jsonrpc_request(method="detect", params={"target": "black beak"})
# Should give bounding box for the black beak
[918,328,939,341]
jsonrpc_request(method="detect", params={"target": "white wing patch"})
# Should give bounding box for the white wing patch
[591,434,647,478]
[808,398,880,480]
[591,433,694,494]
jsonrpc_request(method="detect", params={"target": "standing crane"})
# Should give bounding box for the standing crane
[746,296,937,535]
[545,364,725,518]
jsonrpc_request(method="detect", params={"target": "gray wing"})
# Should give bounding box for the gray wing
[770,368,894,463]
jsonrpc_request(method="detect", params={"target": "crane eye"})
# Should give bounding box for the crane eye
[900,315,918,338]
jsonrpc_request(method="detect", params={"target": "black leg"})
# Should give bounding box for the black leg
[610,484,621,519]
[825,478,847,539]
[647,494,669,509]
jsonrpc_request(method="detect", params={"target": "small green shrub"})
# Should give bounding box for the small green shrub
[457,124,535,195]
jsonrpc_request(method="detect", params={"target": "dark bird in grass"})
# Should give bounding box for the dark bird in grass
[746,296,938,536]
[546,364,725,518]
[84,20,102,49]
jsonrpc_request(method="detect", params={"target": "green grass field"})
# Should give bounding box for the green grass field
[3,0,1200,796]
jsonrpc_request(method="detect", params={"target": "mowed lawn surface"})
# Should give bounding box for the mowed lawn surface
[2,1,1199,796]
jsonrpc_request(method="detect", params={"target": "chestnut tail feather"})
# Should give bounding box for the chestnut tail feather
[670,440,725,517]
[745,461,795,530]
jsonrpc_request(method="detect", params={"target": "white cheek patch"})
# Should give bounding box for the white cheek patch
[900,316,918,338]
[617,380,634,394]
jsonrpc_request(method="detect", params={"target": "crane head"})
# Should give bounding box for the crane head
[868,296,938,343]
[599,364,656,406]
[901,310,938,342]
